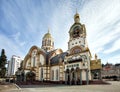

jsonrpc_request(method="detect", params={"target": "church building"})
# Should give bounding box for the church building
[16,12,102,85]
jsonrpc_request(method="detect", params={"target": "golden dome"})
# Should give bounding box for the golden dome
[74,12,79,19]
[74,9,80,23]
[74,9,79,18]
[43,30,52,39]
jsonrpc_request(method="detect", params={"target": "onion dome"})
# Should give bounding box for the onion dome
[74,9,80,23]
[42,29,54,52]
[43,30,53,39]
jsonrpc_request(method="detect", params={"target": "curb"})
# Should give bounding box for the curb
[14,83,21,90]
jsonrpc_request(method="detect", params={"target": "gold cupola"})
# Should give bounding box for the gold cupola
[42,29,54,52]
[43,30,52,39]
[74,9,80,23]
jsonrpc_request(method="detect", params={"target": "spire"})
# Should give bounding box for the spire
[95,53,98,61]
[74,9,80,23]
[94,53,97,63]
[48,27,50,33]
[76,8,78,14]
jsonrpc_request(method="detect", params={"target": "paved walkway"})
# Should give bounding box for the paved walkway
[1,81,120,92]
[0,83,18,92]
[21,81,120,92]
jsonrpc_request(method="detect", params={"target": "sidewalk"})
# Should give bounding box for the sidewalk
[0,82,20,92]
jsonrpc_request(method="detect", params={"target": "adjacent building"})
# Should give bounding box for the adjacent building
[7,55,22,77]
[16,12,102,85]
[101,63,120,80]
[90,54,102,80]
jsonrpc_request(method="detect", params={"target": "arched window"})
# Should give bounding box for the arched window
[71,47,82,54]
[52,70,54,80]
[52,42,54,46]
[33,57,35,67]
[82,55,87,62]
[47,40,49,45]
[74,48,81,54]
[43,41,45,46]
[32,49,37,67]
[49,40,51,46]
[56,69,59,80]
[72,26,81,38]
[41,68,43,80]
[45,40,46,46]
[42,41,43,46]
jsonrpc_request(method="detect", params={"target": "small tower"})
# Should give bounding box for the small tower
[95,54,98,62]
[68,12,87,53]
[95,54,97,59]
[41,29,54,52]
[64,11,92,84]
[74,10,80,23]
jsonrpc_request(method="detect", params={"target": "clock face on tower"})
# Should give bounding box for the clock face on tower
[72,26,81,38]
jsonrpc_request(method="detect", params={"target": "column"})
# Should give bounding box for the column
[20,74,22,82]
[80,70,82,85]
[24,74,26,82]
[99,70,102,80]
[70,72,72,85]
[91,71,94,80]
[86,70,89,85]
[65,72,67,85]
[75,71,77,85]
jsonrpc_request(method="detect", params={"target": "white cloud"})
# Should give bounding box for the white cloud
[89,26,120,52]
[103,38,120,54]
[107,54,120,64]
[0,33,24,59]
[49,0,73,51]
[81,0,120,56]
[11,32,20,41]
[20,42,26,47]
[0,0,120,64]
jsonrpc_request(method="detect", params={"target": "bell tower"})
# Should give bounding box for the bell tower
[41,29,54,52]
[68,12,87,54]
[64,12,92,85]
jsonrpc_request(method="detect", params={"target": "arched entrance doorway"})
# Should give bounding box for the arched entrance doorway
[66,69,70,84]
[71,68,75,85]
[26,71,36,82]
[91,69,101,80]
[65,67,82,85]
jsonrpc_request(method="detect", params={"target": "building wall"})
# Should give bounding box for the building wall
[50,66,60,81]
[7,60,12,76]
[82,70,86,80]
[101,63,120,79]
[69,37,86,50]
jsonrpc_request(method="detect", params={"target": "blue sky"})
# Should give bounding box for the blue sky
[0,0,120,64]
